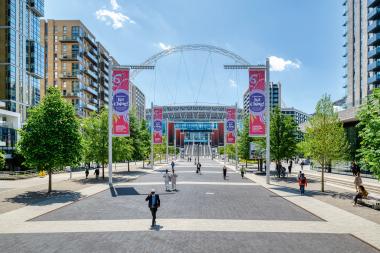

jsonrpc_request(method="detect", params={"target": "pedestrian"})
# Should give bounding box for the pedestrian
[94,168,99,180]
[145,189,160,228]
[190,157,192,162]
[351,161,357,176]
[354,172,363,192]
[297,171,302,180]
[163,169,171,191]
[171,169,178,191]
[300,161,304,170]
[223,166,227,180]
[85,168,89,179]
[240,166,246,179]
[197,162,202,175]
[353,185,368,206]
[171,161,175,170]
[298,173,307,195]
[288,160,293,175]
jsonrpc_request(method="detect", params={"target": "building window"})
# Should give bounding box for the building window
[63,26,67,34]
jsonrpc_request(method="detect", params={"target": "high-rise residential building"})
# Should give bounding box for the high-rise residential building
[130,82,146,121]
[343,0,380,108]
[40,19,114,117]
[0,0,44,165]
[0,0,44,122]
[281,107,310,140]
[243,82,282,115]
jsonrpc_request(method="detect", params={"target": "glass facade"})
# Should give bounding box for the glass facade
[0,0,44,122]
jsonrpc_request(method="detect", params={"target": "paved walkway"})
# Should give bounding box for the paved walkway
[0,158,378,253]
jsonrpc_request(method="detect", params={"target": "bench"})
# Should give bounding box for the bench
[357,196,380,210]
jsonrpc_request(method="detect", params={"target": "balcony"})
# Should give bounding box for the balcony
[65,91,82,98]
[90,81,99,88]
[368,20,380,33]
[368,0,380,8]
[60,53,81,61]
[90,98,98,104]
[81,85,98,96]
[368,33,380,46]
[84,51,98,64]
[368,47,380,59]
[85,103,98,112]
[342,73,347,78]
[89,64,98,72]
[59,71,81,79]
[368,7,380,20]
[84,69,98,81]
[368,73,380,84]
[84,33,97,48]
[59,36,81,43]
[369,60,380,71]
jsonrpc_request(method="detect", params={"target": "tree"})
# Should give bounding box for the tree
[304,94,349,191]
[238,117,252,167]
[0,151,5,170]
[113,136,134,170]
[270,107,298,172]
[128,109,143,171]
[357,88,380,180]
[17,87,82,193]
[81,109,108,179]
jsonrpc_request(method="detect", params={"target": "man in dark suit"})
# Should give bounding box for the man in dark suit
[145,189,160,227]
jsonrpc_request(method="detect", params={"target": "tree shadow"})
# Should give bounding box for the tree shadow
[4,190,82,206]
[270,185,357,200]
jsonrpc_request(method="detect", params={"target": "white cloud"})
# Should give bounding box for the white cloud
[156,42,172,50]
[95,9,135,29]
[110,0,120,10]
[269,56,301,72]
[229,79,237,88]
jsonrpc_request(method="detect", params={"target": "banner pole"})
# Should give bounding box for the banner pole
[265,58,271,184]
[151,102,154,169]
[108,62,113,185]
[235,102,238,171]
[166,120,169,163]
[224,119,226,166]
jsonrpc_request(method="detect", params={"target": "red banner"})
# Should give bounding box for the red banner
[112,68,130,136]
[249,68,266,137]
[153,107,163,144]
[226,107,236,144]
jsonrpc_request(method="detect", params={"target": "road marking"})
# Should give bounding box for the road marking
[115,181,258,186]
[205,192,215,195]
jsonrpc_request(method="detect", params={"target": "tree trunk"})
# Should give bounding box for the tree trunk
[128,161,130,172]
[102,163,105,179]
[48,169,52,193]
[321,161,325,192]
[143,160,145,168]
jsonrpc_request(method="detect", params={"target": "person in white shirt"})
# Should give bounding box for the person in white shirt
[163,169,171,191]
[171,169,178,191]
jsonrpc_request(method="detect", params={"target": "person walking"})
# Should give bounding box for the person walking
[94,168,99,180]
[145,189,160,228]
[223,166,227,180]
[351,161,358,176]
[163,169,171,191]
[171,169,178,191]
[300,161,304,170]
[171,161,175,170]
[298,173,307,195]
[288,160,293,175]
[85,168,89,179]
[240,166,246,179]
[354,172,363,192]
[197,162,202,175]
[353,185,368,206]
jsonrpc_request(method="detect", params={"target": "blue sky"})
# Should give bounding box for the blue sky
[45,0,345,114]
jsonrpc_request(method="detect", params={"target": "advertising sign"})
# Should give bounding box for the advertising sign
[226,107,236,144]
[112,68,130,136]
[153,107,163,144]
[249,68,266,137]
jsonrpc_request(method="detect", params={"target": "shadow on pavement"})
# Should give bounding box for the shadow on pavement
[4,190,82,206]
[110,186,177,197]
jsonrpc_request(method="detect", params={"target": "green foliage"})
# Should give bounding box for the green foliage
[304,94,349,191]
[139,119,151,162]
[0,151,5,170]
[129,109,144,161]
[357,88,380,180]
[238,117,252,161]
[270,107,298,163]
[17,87,82,192]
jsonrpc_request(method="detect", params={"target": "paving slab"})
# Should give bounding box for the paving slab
[0,232,378,253]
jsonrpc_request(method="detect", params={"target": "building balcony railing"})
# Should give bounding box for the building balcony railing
[368,0,380,8]
[85,103,98,112]
[90,98,98,104]
[59,71,81,79]
[368,33,380,46]
[368,7,380,20]
[368,20,380,33]
[368,60,380,71]
[89,64,98,72]
[65,91,82,98]
[83,34,97,48]
[60,54,81,61]
[84,69,98,81]
[342,73,347,78]
[81,85,98,96]
[84,51,98,64]
[368,72,380,84]
[368,47,380,59]
[90,81,99,88]
[59,36,81,43]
